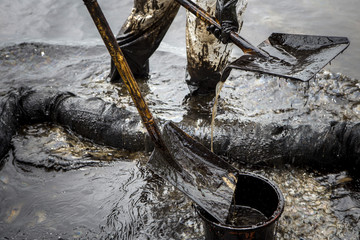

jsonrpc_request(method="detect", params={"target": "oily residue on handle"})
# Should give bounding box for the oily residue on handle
[211,81,225,152]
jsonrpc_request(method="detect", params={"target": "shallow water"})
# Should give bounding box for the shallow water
[0,42,359,240]
[0,0,360,239]
[1,0,359,78]
[1,124,359,239]
[1,124,204,239]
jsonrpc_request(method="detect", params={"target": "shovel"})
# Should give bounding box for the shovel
[176,0,350,82]
[83,0,239,224]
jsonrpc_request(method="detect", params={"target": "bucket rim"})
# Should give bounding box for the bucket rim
[195,172,285,231]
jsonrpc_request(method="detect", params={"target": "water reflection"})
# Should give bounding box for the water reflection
[0,124,204,239]
[0,124,359,239]
[1,0,359,78]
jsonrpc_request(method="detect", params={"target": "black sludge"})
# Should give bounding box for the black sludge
[0,88,148,164]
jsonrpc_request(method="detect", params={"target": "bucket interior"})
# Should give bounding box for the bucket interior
[231,173,283,220]
[196,172,284,229]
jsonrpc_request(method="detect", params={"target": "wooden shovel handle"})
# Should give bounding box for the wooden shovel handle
[83,0,183,172]
[175,0,269,57]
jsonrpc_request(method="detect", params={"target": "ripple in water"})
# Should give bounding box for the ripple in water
[1,124,359,239]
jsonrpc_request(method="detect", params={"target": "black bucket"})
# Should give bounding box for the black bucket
[195,172,284,240]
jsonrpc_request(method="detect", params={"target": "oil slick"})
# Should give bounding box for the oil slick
[5,203,23,223]
[211,81,225,152]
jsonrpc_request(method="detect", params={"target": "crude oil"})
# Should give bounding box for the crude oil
[226,205,268,227]
[211,81,225,152]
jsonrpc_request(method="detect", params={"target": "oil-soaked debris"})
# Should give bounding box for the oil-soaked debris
[12,123,143,171]
[234,163,360,239]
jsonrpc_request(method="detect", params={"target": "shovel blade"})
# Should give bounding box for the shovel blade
[226,33,350,81]
[147,121,238,224]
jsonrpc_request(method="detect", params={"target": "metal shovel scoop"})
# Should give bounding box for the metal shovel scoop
[221,33,350,81]
[149,121,238,223]
[177,0,350,82]
[83,0,239,224]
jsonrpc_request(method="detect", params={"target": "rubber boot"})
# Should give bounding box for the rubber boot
[109,0,180,82]
[185,0,247,95]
